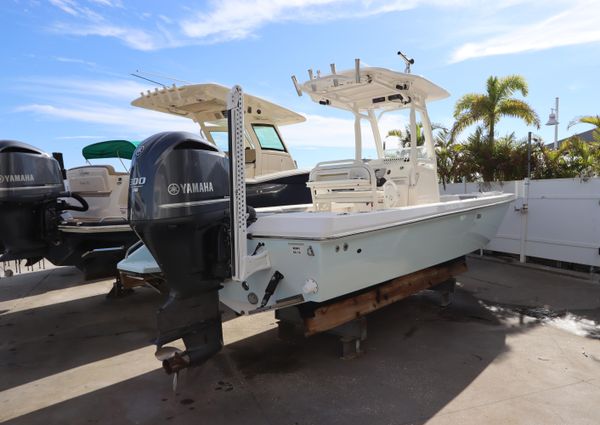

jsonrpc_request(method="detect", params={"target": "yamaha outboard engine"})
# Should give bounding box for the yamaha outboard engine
[0,140,66,262]
[129,132,231,372]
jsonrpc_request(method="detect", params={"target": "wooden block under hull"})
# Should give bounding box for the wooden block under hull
[301,258,467,336]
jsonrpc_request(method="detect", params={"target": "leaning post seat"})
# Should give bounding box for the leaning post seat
[307,159,383,211]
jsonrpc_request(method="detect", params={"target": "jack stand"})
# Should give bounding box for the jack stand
[328,317,367,360]
[430,277,456,307]
[276,306,307,343]
[106,274,134,299]
[276,307,367,359]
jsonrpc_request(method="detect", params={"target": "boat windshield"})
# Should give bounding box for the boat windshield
[252,124,286,152]
[203,119,255,152]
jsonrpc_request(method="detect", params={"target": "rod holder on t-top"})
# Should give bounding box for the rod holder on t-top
[227,85,271,282]
[397,51,414,73]
[355,58,361,83]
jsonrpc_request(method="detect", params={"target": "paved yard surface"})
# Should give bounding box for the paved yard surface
[1,256,599,424]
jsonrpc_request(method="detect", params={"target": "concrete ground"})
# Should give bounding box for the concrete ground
[1,256,599,425]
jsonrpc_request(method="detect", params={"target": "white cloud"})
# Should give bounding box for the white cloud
[49,0,79,16]
[51,22,158,51]
[88,0,123,7]
[450,0,600,62]
[43,0,600,57]
[280,111,409,149]
[49,0,103,20]
[180,0,340,42]
[158,14,173,24]
[17,77,153,101]
[178,0,474,43]
[45,0,465,50]
[48,0,155,49]
[16,103,198,136]
[13,76,197,137]
[53,56,97,67]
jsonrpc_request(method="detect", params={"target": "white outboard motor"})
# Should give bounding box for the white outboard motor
[128,131,233,372]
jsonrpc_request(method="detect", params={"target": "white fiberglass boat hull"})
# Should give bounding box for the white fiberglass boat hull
[220,193,513,313]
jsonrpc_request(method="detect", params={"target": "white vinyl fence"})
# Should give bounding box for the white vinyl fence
[441,178,600,268]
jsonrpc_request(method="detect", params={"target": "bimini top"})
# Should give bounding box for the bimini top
[82,140,140,160]
[295,66,450,113]
[132,83,306,126]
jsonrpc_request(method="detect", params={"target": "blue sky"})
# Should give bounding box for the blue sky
[1,0,600,169]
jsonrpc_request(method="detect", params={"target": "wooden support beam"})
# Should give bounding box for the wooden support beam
[119,272,147,289]
[303,259,467,336]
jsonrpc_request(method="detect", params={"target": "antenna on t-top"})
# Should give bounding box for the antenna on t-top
[130,70,193,88]
[397,51,414,74]
[130,73,166,87]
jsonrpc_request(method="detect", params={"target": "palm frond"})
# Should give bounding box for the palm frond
[496,99,541,128]
[496,75,529,98]
[567,115,600,130]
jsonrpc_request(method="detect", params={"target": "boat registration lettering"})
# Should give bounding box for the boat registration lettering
[289,243,304,255]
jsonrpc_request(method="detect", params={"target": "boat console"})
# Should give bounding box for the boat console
[66,164,129,222]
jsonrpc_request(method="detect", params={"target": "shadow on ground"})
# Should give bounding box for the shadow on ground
[5,256,597,424]
[0,267,96,302]
[0,288,162,392]
[4,289,513,425]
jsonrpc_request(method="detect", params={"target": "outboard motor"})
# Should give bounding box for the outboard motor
[129,131,231,372]
[0,140,66,262]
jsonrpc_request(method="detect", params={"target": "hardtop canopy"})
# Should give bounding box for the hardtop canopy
[132,83,306,126]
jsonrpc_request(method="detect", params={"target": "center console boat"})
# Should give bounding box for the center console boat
[127,58,514,372]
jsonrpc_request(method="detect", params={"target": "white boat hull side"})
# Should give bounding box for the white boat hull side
[219,199,511,313]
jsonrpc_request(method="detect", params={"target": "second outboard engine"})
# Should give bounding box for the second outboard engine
[0,140,66,262]
[129,131,231,372]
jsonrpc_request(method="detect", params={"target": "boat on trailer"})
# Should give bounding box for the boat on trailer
[127,59,514,372]
[0,139,139,279]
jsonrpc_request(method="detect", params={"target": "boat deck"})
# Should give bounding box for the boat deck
[1,256,599,424]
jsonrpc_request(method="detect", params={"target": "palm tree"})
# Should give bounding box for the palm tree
[461,126,495,181]
[452,75,541,147]
[434,128,460,189]
[387,122,445,147]
[567,115,600,142]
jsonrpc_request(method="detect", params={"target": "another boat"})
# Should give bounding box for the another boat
[0,140,139,279]
[118,83,312,280]
[131,83,312,208]
[127,59,514,372]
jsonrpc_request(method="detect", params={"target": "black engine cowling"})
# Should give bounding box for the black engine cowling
[129,131,231,369]
[0,140,65,261]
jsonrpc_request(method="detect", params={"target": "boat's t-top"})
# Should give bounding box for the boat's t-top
[132,83,305,178]
[292,59,450,212]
